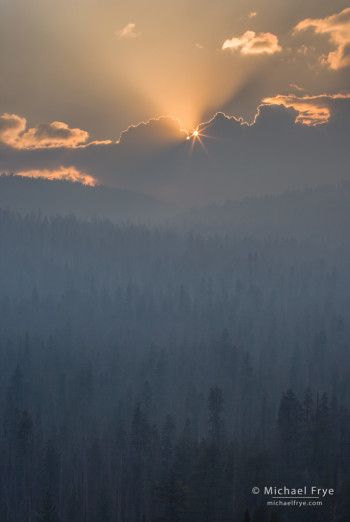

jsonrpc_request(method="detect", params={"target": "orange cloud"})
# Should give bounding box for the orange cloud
[14,166,98,186]
[118,23,141,39]
[289,83,305,92]
[262,93,350,125]
[222,30,282,55]
[0,113,111,150]
[294,7,350,69]
[0,113,27,146]
[19,122,89,149]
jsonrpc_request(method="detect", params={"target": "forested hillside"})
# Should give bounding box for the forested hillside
[0,175,176,224]
[3,176,350,245]
[184,182,350,245]
[0,210,350,521]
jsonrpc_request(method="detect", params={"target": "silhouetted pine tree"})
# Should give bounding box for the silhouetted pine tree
[207,386,225,443]
[37,490,59,522]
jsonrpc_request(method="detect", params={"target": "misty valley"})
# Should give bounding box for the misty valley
[0,179,350,521]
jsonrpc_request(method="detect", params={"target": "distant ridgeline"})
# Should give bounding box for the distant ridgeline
[182,181,350,244]
[0,174,176,224]
[2,175,350,245]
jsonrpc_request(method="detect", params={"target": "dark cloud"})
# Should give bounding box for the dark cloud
[1,103,349,206]
[118,117,188,149]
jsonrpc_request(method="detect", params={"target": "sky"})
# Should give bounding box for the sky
[1,0,349,205]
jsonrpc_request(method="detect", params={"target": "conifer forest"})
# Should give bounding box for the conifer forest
[0,201,350,522]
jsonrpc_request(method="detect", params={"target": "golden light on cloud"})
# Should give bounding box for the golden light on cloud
[262,93,350,125]
[290,83,305,92]
[14,167,98,186]
[0,113,89,149]
[294,7,350,69]
[222,31,282,55]
[0,114,26,147]
[0,113,111,150]
[118,23,141,39]
[19,122,90,149]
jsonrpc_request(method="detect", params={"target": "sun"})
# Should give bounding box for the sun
[185,126,211,156]
[186,129,200,141]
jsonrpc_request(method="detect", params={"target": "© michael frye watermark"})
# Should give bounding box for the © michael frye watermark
[251,485,334,508]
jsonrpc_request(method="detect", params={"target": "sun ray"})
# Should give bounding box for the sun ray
[186,127,211,156]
